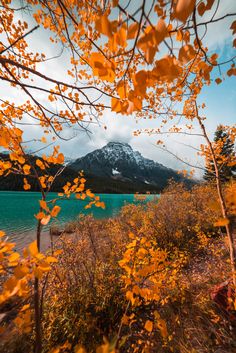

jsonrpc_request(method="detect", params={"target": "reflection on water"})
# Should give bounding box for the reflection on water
[0,191,155,249]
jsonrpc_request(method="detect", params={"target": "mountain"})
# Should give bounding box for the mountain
[0,152,160,194]
[69,142,189,191]
[0,143,193,194]
[0,153,78,192]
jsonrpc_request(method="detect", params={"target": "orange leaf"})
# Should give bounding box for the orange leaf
[51,205,61,217]
[230,20,236,35]
[144,320,153,332]
[28,241,38,257]
[198,2,205,16]
[41,215,51,225]
[215,78,222,84]
[23,183,31,191]
[8,252,20,263]
[111,97,122,113]
[36,159,45,170]
[214,218,229,227]
[57,153,64,164]
[95,13,113,38]
[174,0,196,22]
[23,164,31,175]
[46,256,58,263]
[117,82,127,99]
[23,178,31,190]
[157,319,168,338]
[178,44,196,64]
[39,200,48,211]
[35,211,45,220]
[127,22,139,40]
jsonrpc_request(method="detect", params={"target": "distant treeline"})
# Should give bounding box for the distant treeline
[0,153,161,194]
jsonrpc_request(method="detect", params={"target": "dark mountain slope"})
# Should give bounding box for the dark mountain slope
[0,143,193,193]
[0,153,159,193]
[70,142,189,190]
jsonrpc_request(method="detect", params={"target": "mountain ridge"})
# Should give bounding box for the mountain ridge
[69,141,189,189]
[0,143,193,193]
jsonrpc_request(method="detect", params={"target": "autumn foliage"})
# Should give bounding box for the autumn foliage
[1,181,236,352]
[1,0,236,352]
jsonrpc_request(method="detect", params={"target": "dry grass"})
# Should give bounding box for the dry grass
[1,181,236,353]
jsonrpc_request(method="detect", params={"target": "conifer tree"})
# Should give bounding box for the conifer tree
[204,125,236,182]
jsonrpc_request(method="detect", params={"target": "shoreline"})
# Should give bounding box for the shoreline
[8,229,62,253]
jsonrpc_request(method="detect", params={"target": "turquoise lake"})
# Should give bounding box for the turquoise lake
[0,191,155,249]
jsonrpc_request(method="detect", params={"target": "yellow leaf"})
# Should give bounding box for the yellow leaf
[112,0,118,7]
[90,52,116,82]
[47,347,60,353]
[54,249,63,256]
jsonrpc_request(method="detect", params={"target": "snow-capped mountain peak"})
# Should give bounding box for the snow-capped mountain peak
[69,142,186,189]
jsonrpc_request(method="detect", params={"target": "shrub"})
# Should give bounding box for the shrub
[42,216,127,352]
[116,182,221,252]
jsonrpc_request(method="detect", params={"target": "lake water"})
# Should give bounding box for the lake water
[0,191,155,249]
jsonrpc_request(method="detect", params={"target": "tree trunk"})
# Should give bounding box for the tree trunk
[34,220,42,353]
[196,106,236,287]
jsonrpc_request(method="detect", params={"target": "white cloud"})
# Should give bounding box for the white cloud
[1,1,236,180]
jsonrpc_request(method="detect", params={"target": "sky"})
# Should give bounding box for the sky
[1,0,236,179]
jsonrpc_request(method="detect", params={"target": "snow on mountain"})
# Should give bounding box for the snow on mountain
[112,168,120,175]
[69,142,188,190]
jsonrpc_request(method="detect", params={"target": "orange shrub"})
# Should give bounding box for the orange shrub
[117,182,221,251]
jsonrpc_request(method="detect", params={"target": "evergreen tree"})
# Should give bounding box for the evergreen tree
[204,125,236,182]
